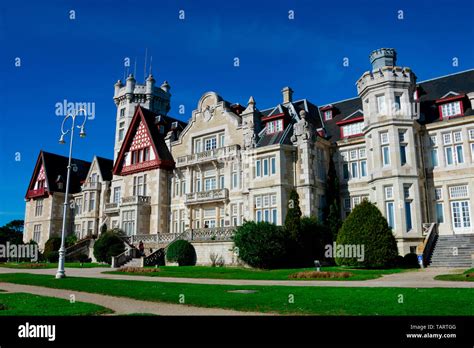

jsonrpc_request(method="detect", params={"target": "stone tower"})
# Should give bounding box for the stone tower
[357,48,425,253]
[112,73,171,161]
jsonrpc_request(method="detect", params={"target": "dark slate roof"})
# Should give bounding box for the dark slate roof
[96,156,114,181]
[320,69,474,142]
[417,69,474,124]
[27,151,91,197]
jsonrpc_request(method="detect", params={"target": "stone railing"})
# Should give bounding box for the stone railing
[416,223,438,267]
[111,247,139,268]
[185,188,228,205]
[65,236,94,258]
[121,195,151,205]
[176,145,240,166]
[82,181,102,190]
[104,202,119,212]
[189,227,235,241]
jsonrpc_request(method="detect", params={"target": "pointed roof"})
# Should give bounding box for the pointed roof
[113,105,175,175]
[95,156,114,181]
[25,150,91,199]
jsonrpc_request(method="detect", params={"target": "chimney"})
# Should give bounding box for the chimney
[282,86,293,104]
[369,48,397,71]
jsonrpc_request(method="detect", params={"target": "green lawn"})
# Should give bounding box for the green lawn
[0,273,472,315]
[107,265,410,281]
[0,292,112,316]
[0,262,109,269]
[435,268,474,282]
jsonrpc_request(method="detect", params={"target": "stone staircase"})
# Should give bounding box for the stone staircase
[121,258,143,268]
[429,234,474,268]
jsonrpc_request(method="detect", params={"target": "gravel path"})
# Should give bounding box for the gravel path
[0,282,271,316]
[0,266,472,288]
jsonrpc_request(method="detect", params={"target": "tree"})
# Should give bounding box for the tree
[324,157,342,237]
[285,189,302,240]
[335,200,398,268]
[4,220,24,234]
[93,230,125,264]
[233,221,290,269]
[293,216,333,266]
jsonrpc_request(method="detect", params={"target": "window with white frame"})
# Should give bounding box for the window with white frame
[119,108,125,118]
[399,131,407,165]
[113,187,121,203]
[449,185,468,199]
[75,197,82,215]
[451,200,471,230]
[133,175,147,196]
[376,95,386,114]
[403,185,412,231]
[204,136,217,151]
[122,210,135,236]
[380,132,390,166]
[394,94,402,113]
[89,192,95,211]
[324,110,332,121]
[443,131,464,165]
[341,122,363,138]
[33,224,41,243]
[341,147,367,180]
[255,193,277,223]
[118,122,125,141]
[435,187,444,224]
[266,119,283,134]
[385,186,394,200]
[87,221,93,235]
[255,156,277,178]
[469,129,474,162]
[35,199,43,217]
[440,101,462,118]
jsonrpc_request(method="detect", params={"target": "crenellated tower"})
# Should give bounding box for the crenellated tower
[357,48,425,253]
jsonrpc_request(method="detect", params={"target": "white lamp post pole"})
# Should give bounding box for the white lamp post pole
[56,109,87,279]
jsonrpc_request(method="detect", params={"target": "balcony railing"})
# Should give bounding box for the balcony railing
[82,181,102,190]
[185,188,228,205]
[176,145,240,166]
[104,202,119,213]
[121,195,151,205]
[26,188,47,199]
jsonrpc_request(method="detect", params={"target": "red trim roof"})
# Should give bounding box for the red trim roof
[336,116,364,126]
[435,93,465,104]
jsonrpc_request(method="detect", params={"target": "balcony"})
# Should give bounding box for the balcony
[82,181,102,191]
[26,188,47,199]
[121,195,151,206]
[185,188,228,205]
[104,202,119,214]
[176,145,240,167]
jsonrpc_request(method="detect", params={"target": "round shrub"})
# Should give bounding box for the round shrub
[403,253,420,268]
[233,221,290,269]
[166,240,196,266]
[43,237,61,262]
[335,200,399,268]
[93,231,125,264]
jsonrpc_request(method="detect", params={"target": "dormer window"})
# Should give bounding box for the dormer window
[324,110,332,121]
[341,122,364,138]
[267,119,283,134]
[440,101,462,118]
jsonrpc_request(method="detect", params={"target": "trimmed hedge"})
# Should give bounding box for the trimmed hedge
[166,240,196,266]
[335,200,398,268]
[44,237,62,262]
[93,231,125,264]
[233,221,290,269]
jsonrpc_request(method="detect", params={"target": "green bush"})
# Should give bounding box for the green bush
[285,190,302,240]
[66,234,77,247]
[166,240,196,266]
[93,231,125,264]
[335,200,398,268]
[233,221,290,269]
[403,253,420,268]
[44,237,62,262]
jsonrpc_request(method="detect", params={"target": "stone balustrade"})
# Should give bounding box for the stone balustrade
[176,145,240,166]
[185,188,228,205]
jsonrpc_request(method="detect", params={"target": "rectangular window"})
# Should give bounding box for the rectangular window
[204,178,216,191]
[360,160,367,177]
[324,110,332,120]
[120,108,125,118]
[443,133,452,145]
[194,139,202,153]
[204,137,217,151]
[441,101,462,118]
[382,146,390,166]
[343,163,349,180]
[113,187,121,203]
[400,145,407,165]
[343,198,351,211]
[219,133,225,148]
[35,199,43,217]
[351,162,358,179]
[263,158,269,176]
[122,210,135,236]
[431,148,438,167]
[380,132,389,145]
[255,160,261,178]
[232,172,238,189]
[33,224,41,243]
[456,145,464,164]
[471,143,474,162]
[118,122,125,141]
[435,188,442,201]
[341,122,363,137]
[394,95,401,112]
[376,95,386,114]
[385,186,393,200]
[219,175,225,189]
[405,202,412,231]
[449,185,468,199]
[271,157,276,175]
[445,147,454,165]
[386,202,395,229]
[89,192,95,211]
[436,203,444,224]
[453,131,462,143]
[195,179,201,192]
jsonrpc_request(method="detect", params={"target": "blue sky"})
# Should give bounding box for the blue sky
[0,0,473,225]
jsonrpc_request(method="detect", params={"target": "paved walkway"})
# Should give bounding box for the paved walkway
[0,282,271,316]
[0,266,472,288]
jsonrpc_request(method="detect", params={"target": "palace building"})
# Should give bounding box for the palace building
[23,48,474,267]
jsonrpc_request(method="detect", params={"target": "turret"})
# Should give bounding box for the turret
[125,74,136,101]
[369,48,397,70]
[146,74,155,95]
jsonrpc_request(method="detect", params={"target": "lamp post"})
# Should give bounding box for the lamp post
[55,108,87,279]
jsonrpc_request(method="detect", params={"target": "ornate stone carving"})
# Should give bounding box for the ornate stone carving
[291,110,312,143]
